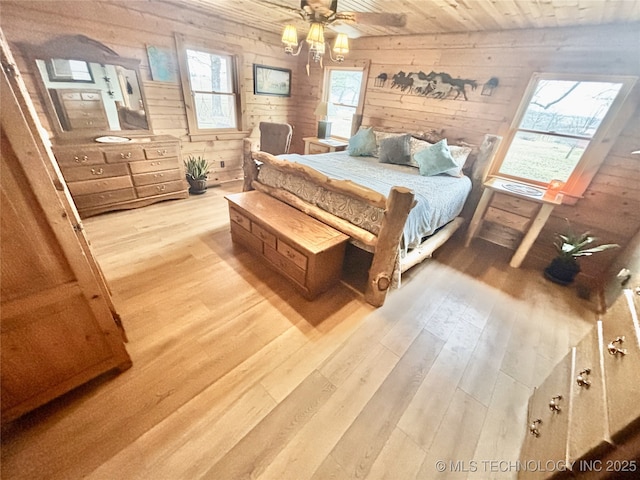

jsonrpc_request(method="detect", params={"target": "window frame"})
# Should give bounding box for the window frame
[175,34,245,141]
[322,66,367,139]
[489,72,637,200]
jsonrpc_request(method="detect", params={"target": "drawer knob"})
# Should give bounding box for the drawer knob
[157,185,166,192]
[74,155,89,163]
[157,149,167,155]
[576,368,591,388]
[90,168,104,175]
[120,152,132,159]
[548,395,562,413]
[607,336,627,356]
[286,251,296,259]
[529,419,542,437]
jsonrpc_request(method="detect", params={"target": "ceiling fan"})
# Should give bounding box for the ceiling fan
[297,0,407,35]
[275,1,406,72]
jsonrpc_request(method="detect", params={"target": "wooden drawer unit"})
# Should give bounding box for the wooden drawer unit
[303,137,349,155]
[53,135,188,217]
[226,191,349,299]
[466,178,562,268]
[519,288,640,479]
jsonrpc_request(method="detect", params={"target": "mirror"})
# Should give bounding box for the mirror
[21,35,151,141]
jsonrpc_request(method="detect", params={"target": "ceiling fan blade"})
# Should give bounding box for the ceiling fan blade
[335,12,407,27]
[327,22,363,38]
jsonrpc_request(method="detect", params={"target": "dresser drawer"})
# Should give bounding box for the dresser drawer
[264,245,306,285]
[103,148,146,163]
[229,207,251,231]
[67,176,133,196]
[61,163,129,182]
[144,145,180,160]
[68,117,109,130]
[129,158,179,174]
[74,188,136,209]
[252,223,276,249]
[132,169,182,186]
[54,149,104,166]
[484,206,531,232]
[308,143,330,154]
[568,325,610,463]
[135,180,185,198]
[491,192,539,217]
[277,239,307,271]
[601,289,640,442]
[230,221,262,253]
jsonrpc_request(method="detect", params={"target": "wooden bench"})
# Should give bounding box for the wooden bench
[225,191,349,299]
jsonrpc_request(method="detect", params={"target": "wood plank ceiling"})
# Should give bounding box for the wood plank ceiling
[160,0,640,39]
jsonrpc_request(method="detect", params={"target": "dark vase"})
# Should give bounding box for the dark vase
[186,176,208,195]
[544,257,580,285]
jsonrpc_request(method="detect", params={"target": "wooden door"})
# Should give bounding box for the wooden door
[1,31,131,423]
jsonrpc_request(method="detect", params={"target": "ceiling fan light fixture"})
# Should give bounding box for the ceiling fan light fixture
[332,33,349,62]
[306,22,325,46]
[282,24,299,54]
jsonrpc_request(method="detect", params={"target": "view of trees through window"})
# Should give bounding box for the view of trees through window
[186,49,236,129]
[499,79,623,184]
[327,69,363,138]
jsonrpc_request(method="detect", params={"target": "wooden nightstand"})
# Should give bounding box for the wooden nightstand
[303,137,349,155]
[465,177,563,268]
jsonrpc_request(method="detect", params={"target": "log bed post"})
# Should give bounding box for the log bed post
[365,186,415,307]
[242,138,258,192]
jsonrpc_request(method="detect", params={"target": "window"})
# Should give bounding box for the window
[491,73,636,198]
[176,35,242,138]
[325,68,364,138]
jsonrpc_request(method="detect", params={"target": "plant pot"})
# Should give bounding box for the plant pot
[544,257,580,285]
[186,176,208,195]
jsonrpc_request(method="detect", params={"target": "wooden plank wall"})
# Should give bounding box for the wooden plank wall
[342,23,640,288]
[0,0,301,184]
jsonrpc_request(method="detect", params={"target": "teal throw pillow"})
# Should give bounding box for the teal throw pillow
[414,139,459,176]
[347,127,377,156]
[379,134,412,165]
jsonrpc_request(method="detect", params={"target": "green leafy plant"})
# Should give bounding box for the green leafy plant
[553,221,619,262]
[183,155,210,180]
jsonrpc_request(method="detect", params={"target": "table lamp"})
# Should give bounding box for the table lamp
[314,101,331,139]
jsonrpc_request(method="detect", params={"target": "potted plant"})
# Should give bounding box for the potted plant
[184,155,210,195]
[544,221,619,285]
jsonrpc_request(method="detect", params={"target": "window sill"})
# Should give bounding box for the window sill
[187,131,250,142]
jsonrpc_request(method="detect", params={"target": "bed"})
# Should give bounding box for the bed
[242,130,501,306]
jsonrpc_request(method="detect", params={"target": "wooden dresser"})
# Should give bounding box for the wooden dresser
[519,288,640,478]
[226,191,349,299]
[52,135,188,217]
[50,88,109,131]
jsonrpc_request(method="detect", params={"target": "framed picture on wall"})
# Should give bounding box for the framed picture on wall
[253,64,291,97]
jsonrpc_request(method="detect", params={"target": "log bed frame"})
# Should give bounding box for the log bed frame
[242,134,501,307]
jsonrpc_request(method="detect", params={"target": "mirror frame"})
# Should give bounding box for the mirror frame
[20,34,152,143]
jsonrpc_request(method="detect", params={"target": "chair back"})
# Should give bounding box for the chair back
[259,122,293,155]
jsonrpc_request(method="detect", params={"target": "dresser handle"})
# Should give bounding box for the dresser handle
[549,395,562,412]
[576,368,591,388]
[529,419,542,437]
[286,251,296,259]
[157,149,167,156]
[151,162,160,166]
[74,155,89,163]
[157,185,166,192]
[608,336,627,356]
[120,152,132,159]
[90,168,104,175]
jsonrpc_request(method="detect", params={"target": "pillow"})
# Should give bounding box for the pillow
[378,134,412,166]
[447,145,473,176]
[409,137,434,167]
[373,130,404,157]
[347,127,377,156]
[414,139,459,176]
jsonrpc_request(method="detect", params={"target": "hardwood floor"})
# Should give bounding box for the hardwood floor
[1,182,597,480]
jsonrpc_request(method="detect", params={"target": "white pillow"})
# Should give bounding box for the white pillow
[410,137,472,176]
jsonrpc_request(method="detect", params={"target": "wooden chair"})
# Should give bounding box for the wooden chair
[259,122,293,155]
